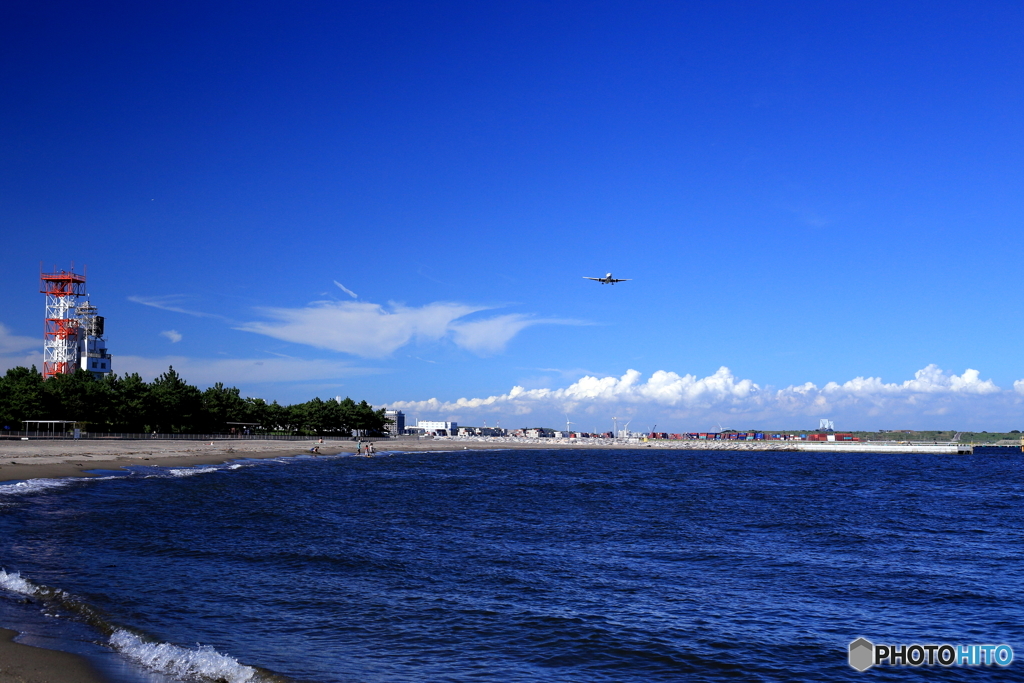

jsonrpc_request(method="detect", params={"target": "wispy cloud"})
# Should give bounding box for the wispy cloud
[128,296,228,320]
[333,281,358,299]
[450,314,584,355]
[160,330,183,343]
[237,301,581,358]
[0,323,37,355]
[0,324,40,374]
[386,365,1022,430]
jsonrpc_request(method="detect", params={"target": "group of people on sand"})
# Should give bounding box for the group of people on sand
[308,438,380,456]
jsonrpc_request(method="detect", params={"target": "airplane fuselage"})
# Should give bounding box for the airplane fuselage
[584,272,629,284]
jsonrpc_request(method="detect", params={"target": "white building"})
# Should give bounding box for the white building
[418,420,457,435]
[76,301,112,379]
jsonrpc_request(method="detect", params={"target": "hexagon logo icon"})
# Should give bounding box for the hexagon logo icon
[849,638,874,671]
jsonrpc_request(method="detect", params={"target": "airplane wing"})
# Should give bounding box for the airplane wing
[609,278,631,283]
[583,277,602,281]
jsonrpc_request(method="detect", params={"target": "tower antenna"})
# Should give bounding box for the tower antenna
[40,264,86,378]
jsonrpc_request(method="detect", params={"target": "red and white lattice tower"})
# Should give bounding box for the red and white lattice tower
[40,265,87,379]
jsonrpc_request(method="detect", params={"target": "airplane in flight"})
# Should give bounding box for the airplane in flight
[583,272,631,284]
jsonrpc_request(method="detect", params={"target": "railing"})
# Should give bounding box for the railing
[0,431,415,442]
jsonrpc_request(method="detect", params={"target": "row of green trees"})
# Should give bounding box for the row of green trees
[0,365,389,436]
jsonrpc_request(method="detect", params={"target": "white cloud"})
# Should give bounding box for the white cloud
[390,367,762,414]
[237,300,579,358]
[333,281,358,299]
[128,296,227,320]
[449,314,582,355]
[0,324,39,375]
[386,365,1024,430]
[0,323,37,355]
[115,355,378,385]
[131,287,578,358]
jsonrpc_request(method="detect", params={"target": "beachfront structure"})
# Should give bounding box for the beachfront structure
[417,420,457,435]
[40,266,112,380]
[385,409,406,436]
[76,301,112,378]
[40,267,87,379]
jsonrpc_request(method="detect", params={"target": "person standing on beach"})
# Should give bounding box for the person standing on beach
[356,438,362,455]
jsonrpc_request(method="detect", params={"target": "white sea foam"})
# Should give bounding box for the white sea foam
[167,466,221,478]
[0,477,73,498]
[0,568,38,596]
[110,629,259,683]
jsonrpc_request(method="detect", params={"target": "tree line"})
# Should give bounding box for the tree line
[0,365,389,436]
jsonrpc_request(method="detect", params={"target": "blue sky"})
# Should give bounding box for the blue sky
[3,2,1023,430]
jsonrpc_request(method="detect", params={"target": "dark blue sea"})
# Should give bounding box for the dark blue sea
[0,448,1021,682]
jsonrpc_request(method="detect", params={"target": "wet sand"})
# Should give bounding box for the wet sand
[0,438,371,483]
[0,436,674,484]
[0,629,104,683]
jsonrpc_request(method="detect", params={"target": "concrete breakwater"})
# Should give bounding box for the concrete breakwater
[432,436,973,454]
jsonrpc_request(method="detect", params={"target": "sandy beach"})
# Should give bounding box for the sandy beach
[0,435,963,486]
[0,435,741,484]
[0,629,105,683]
[0,437,374,484]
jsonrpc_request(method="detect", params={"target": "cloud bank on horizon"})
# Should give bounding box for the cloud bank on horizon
[386,365,1024,430]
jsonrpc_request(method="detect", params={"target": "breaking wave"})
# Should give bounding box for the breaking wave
[167,466,221,477]
[0,477,74,500]
[1,568,271,683]
[110,630,261,683]
[0,568,37,596]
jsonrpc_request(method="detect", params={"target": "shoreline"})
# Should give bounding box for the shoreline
[0,437,516,682]
[0,628,106,683]
[0,435,977,485]
[0,439,353,683]
[0,435,977,682]
[0,438,366,484]
[0,437,609,484]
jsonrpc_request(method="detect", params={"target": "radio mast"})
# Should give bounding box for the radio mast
[39,264,112,379]
[40,265,86,378]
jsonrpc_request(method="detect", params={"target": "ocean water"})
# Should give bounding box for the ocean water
[0,448,1021,682]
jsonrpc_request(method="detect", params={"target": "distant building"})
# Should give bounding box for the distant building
[418,420,457,436]
[384,409,405,436]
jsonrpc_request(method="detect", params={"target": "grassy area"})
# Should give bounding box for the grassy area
[852,431,1020,444]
